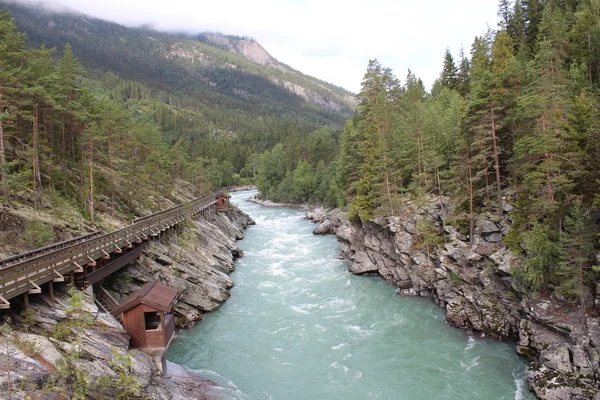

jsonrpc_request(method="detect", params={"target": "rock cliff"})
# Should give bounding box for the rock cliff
[104,207,254,327]
[307,204,600,400]
[0,206,254,399]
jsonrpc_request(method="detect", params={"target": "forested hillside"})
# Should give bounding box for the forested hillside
[0,1,353,197]
[0,2,354,256]
[257,0,600,305]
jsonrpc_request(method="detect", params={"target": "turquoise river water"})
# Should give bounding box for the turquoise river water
[167,190,534,400]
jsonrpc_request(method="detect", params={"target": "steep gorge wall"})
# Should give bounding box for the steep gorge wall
[105,207,254,327]
[308,205,600,400]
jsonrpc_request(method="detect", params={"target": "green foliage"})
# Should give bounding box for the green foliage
[512,224,560,292]
[555,205,598,301]
[51,287,94,341]
[52,350,89,400]
[22,220,54,248]
[14,335,39,357]
[0,318,15,397]
[177,226,197,251]
[415,216,444,257]
[96,348,144,400]
[51,320,72,342]
[65,286,86,314]
[119,271,133,284]
[19,308,38,333]
[0,4,352,226]
[449,270,463,286]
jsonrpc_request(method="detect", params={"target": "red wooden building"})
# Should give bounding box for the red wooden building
[215,191,231,212]
[112,281,180,373]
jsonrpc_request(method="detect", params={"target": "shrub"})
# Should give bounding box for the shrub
[22,220,54,248]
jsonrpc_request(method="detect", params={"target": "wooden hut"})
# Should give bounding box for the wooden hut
[215,191,231,212]
[112,281,180,373]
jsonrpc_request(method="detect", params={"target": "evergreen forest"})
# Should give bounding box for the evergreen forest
[256,0,600,304]
[0,1,350,235]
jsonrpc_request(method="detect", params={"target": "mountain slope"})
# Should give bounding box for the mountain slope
[1,1,355,125]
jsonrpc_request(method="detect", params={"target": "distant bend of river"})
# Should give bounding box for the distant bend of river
[167,190,533,400]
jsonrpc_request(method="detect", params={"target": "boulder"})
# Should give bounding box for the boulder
[313,219,335,235]
[478,219,503,243]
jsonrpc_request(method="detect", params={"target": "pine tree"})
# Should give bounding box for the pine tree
[513,8,574,230]
[569,0,600,85]
[498,0,513,30]
[457,47,471,96]
[348,59,397,221]
[557,205,598,331]
[336,120,362,205]
[441,49,459,89]
[0,11,27,196]
[401,70,428,190]
[464,32,510,217]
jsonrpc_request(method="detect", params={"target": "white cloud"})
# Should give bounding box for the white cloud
[9,0,499,92]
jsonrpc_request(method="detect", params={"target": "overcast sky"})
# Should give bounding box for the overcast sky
[11,0,499,93]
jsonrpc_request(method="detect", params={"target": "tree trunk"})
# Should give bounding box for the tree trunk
[108,135,114,216]
[89,133,94,224]
[579,263,586,334]
[61,121,66,167]
[416,134,423,186]
[0,106,5,193]
[61,120,68,195]
[490,104,503,218]
[200,165,204,193]
[383,150,394,215]
[466,144,474,247]
[436,165,444,209]
[32,104,42,207]
[436,165,445,240]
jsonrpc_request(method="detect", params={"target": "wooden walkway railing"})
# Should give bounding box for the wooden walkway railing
[0,194,217,309]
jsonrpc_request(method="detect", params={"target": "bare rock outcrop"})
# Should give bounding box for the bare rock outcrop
[105,206,254,327]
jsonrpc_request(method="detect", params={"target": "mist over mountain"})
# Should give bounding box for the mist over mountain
[2,1,355,126]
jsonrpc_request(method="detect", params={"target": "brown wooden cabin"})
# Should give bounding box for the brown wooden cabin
[112,281,179,351]
[215,191,231,212]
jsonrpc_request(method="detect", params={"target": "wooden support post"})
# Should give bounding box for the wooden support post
[0,295,10,310]
[70,272,75,285]
[74,261,84,273]
[53,269,65,282]
[48,281,55,308]
[28,280,42,294]
[23,293,29,310]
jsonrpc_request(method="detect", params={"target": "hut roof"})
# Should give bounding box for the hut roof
[215,191,231,199]
[112,281,180,316]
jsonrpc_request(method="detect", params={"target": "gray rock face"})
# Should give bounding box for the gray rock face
[307,208,347,235]
[311,204,600,399]
[106,207,254,326]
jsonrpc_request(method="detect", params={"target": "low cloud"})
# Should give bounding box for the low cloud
[6,0,499,92]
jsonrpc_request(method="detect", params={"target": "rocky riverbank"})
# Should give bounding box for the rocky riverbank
[247,195,310,210]
[307,203,600,400]
[0,206,254,400]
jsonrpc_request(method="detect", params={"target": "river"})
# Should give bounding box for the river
[167,190,534,400]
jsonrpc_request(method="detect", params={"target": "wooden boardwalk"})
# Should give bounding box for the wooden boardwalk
[0,194,217,309]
